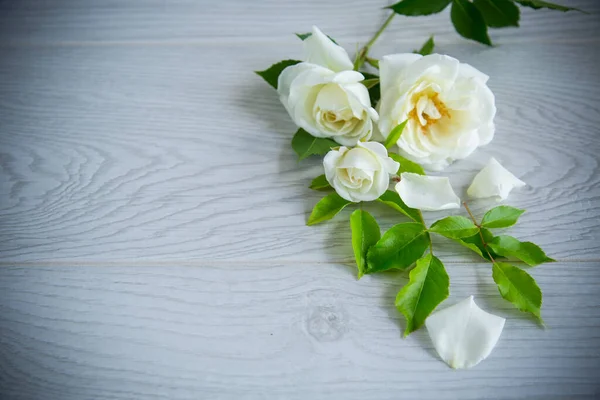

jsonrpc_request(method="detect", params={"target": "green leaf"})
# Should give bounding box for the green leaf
[430,216,480,239]
[309,174,332,191]
[350,210,381,279]
[414,36,435,55]
[384,120,408,149]
[514,0,584,12]
[366,57,380,69]
[457,227,501,260]
[255,59,301,89]
[451,0,492,46]
[366,223,430,273]
[296,32,339,44]
[492,262,543,321]
[362,72,381,106]
[291,129,338,161]
[296,32,311,40]
[389,0,452,16]
[474,0,520,27]
[488,235,555,266]
[481,205,525,228]
[388,152,426,175]
[362,78,380,89]
[307,193,352,226]
[456,238,485,258]
[395,254,449,336]
[376,190,421,223]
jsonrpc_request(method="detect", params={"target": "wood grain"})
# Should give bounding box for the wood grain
[0,42,599,263]
[1,1,600,399]
[0,0,598,45]
[0,262,599,399]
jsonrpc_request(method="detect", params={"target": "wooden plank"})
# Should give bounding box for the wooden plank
[0,262,598,399]
[0,42,599,263]
[0,0,597,45]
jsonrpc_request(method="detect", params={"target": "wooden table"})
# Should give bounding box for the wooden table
[1,1,599,398]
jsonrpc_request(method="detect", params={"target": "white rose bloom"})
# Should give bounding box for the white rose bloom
[378,53,496,171]
[324,141,399,202]
[426,296,506,369]
[467,157,526,201]
[277,26,378,146]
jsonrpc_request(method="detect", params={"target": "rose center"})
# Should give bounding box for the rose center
[318,108,360,132]
[408,93,450,131]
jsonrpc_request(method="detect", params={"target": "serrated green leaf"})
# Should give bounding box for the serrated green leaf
[395,254,449,336]
[362,78,380,89]
[457,227,501,260]
[414,36,435,55]
[388,152,426,175]
[255,59,301,89]
[389,0,452,16]
[481,206,525,228]
[362,72,381,106]
[488,235,555,266]
[291,129,338,161]
[474,0,520,27]
[430,216,479,239]
[295,32,339,44]
[514,0,584,12]
[350,210,381,279]
[384,120,408,149]
[366,223,430,273]
[492,262,543,321]
[309,174,332,191]
[376,190,421,223]
[451,0,492,46]
[307,193,352,226]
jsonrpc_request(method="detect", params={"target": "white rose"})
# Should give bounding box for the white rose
[324,141,399,202]
[277,26,378,146]
[378,53,496,171]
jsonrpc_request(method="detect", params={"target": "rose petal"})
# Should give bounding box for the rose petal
[379,53,422,94]
[426,296,505,369]
[304,26,353,72]
[337,147,380,171]
[277,62,319,102]
[395,173,460,211]
[467,157,526,201]
[458,62,490,83]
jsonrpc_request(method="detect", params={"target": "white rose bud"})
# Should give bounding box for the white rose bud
[277,26,378,146]
[323,141,399,202]
[378,53,496,171]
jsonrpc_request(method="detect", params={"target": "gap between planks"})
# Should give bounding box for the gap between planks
[0,36,599,48]
[0,259,597,268]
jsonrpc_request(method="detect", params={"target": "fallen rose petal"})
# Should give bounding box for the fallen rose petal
[467,157,526,201]
[425,296,505,369]
[395,173,460,211]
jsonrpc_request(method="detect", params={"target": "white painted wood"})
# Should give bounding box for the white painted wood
[0,262,599,399]
[0,0,597,45]
[1,1,600,398]
[0,42,599,263]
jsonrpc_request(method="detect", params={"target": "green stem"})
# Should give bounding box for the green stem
[462,201,495,263]
[353,13,395,71]
[417,209,433,254]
